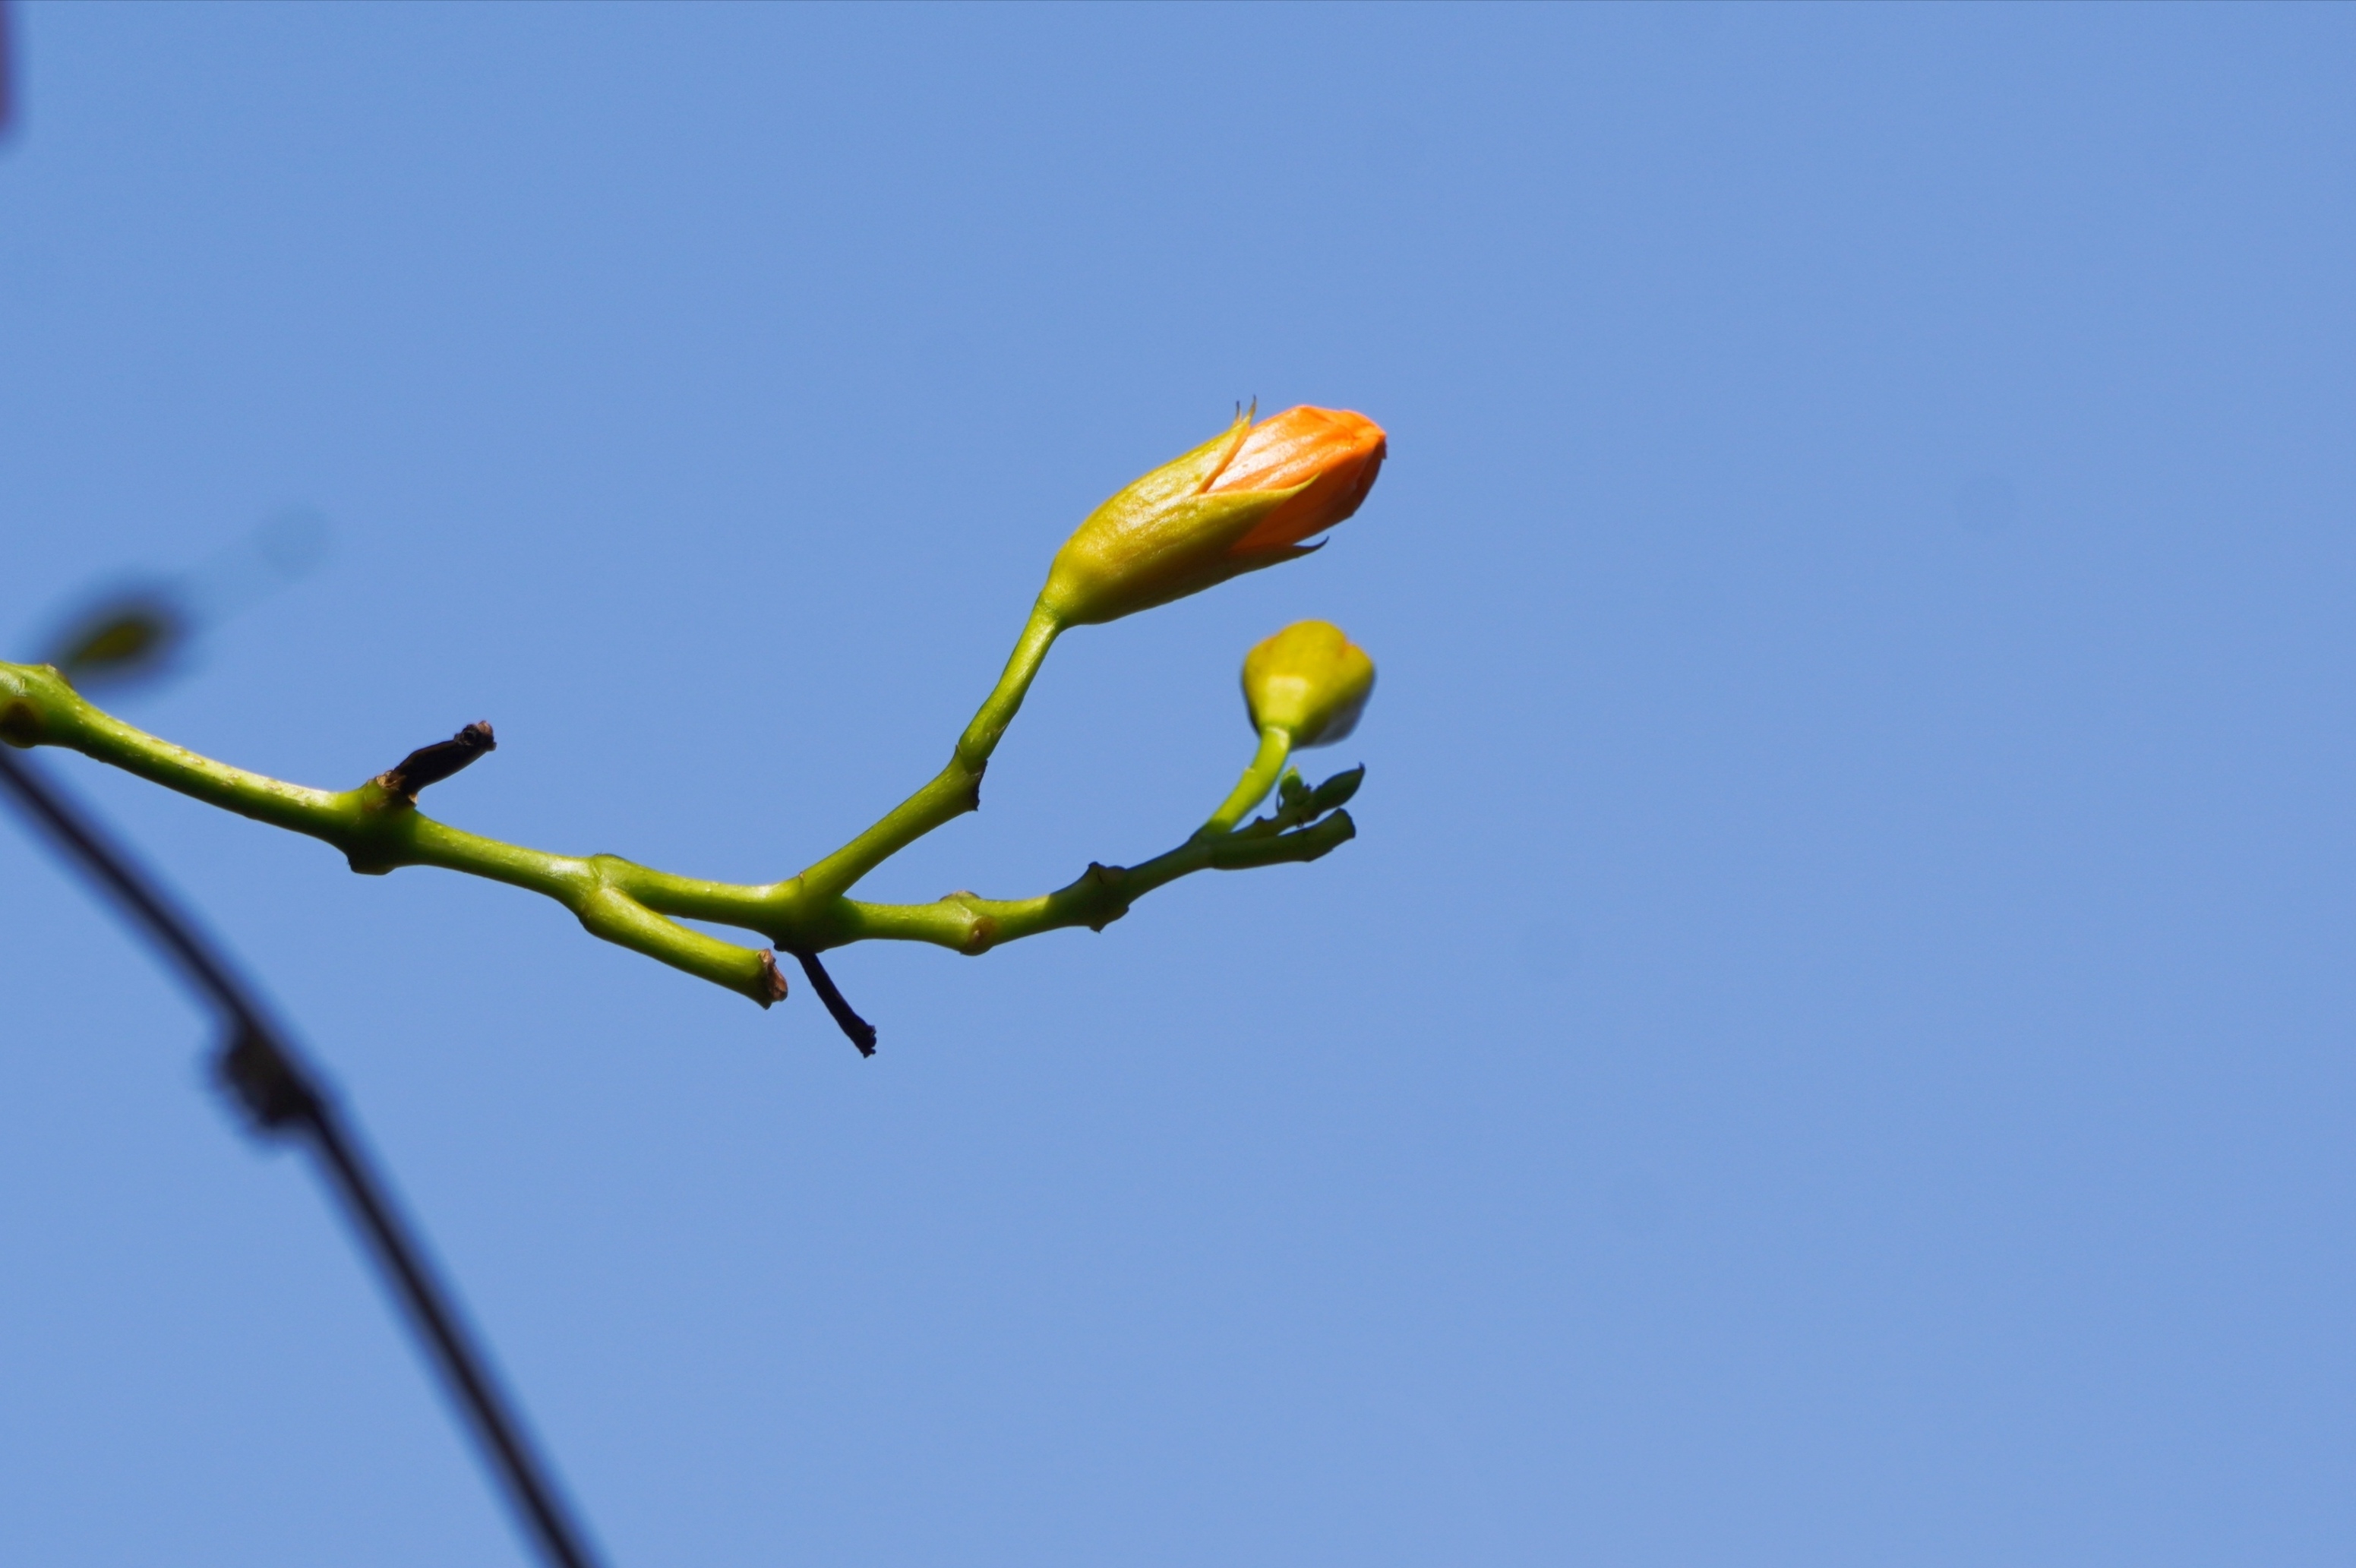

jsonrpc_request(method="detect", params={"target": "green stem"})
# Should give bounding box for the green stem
[957,600,1064,768]
[0,660,795,1005]
[0,645,1359,1009]
[836,803,1356,954]
[1201,724,1292,836]
[793,600,1063,903]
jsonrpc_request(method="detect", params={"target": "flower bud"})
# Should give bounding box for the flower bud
[1041,405,1386,626]
[1242,620,1375,749]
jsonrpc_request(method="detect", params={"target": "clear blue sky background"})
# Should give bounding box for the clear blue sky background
[3,5,2352,1564]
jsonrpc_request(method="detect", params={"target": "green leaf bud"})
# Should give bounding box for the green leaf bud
[1310,765,1364,812]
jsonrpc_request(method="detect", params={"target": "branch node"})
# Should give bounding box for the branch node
[377,721,496,804]
[216,1027,320,1132]
[939,891,1000,954]
[1082,861,1132,932]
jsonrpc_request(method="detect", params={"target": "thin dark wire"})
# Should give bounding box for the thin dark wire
[0,746,608,1568]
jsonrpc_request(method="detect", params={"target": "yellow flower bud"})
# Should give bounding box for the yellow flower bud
[1242,620,1375,749]
[1041,405,1387,626]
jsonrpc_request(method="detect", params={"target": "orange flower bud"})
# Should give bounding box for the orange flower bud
[1207,406,1388,557]
[1041,405,1388,626]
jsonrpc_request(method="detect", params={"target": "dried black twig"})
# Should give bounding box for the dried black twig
[378,721,496,803]
[790,949,878,1056]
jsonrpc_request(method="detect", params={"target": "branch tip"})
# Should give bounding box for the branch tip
[756,948,789,1007]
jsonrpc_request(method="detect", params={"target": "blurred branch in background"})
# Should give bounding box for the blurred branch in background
[0,747,608,1568]
[2,476,599,1560]
[0,11,603,1558]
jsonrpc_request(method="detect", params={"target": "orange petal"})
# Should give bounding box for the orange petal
[1211,407,1387,555]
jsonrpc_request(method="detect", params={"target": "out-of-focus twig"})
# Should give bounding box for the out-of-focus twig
[0,746,608,1568]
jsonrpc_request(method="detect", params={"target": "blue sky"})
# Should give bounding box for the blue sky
[3,5,2353,1563]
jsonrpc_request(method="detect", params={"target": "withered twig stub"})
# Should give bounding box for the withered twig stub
[379,721,496,802]
[756,948,789,1007]
[791,950,878,1056]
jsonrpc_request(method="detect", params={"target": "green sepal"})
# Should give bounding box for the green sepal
[1043,484,1308,626]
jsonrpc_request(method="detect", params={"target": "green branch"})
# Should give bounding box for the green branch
[837,806,1356,954]
[0,649,1358,1011]
[792,601,1063,904]
[1202,724,1292,835]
